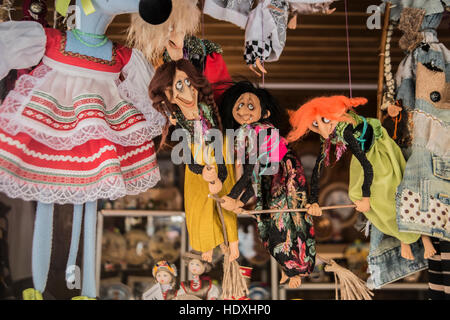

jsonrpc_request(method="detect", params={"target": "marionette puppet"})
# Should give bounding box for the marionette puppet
[142,261,178,300]
[149,59,240,264]
[176,250,220,300]
[243,0,338,76]
[218,81,315,288]
[127,0,232,103]
[287,96,436,261]
[380,1,449,298]
[0,0,172,300]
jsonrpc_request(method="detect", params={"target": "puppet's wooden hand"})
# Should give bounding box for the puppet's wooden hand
[387,104,402,118]
[306,203,322,216]
[202,165,218,182]
[220,195,240,212]
[233,200,245,214]
[354,197,371,213]
[208,179,223,195]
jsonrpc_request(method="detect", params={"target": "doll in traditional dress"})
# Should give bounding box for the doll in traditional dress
[148,60,239,263]
[177,250,220,300]
[142,261,178,300]
[0,0,171,299]
[127,0,232,103]
[287,96,436,260]
[218,81,315,288]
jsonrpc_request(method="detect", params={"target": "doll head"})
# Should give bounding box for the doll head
[152,260,177,286]
[127,0,200,63]
[219,81,292,138]
[149,59,219,147]
[183,250,213,276]
[287,96,368,142]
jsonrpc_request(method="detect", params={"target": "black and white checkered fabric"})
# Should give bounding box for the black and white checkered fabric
[243,39,272,65]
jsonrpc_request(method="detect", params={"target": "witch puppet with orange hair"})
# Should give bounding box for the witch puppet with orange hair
[287,96,436,261]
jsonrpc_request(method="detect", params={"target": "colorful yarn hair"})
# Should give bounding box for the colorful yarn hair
[287,96,368,142]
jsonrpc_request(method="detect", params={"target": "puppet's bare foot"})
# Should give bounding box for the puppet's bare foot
[401,242,414,260]
[288,15,297,30]
[422,235,437,259]
[229,240,240,262]
[202,250,213,263]
[288,275,302,289]
[280,271,289,284]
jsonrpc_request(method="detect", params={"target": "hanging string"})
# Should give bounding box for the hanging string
[261,1,265,86]
[344,0,353,98]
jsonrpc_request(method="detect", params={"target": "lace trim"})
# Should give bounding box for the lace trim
[0,167,161,205]
[0,64,162,150]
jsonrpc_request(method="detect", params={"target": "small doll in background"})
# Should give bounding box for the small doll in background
[149,60,239,263]
[218,81,315,288]
[287,96,436,260]
[177,250,220,300]
[143,261,178,300]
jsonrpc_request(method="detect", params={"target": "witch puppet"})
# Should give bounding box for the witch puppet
[142,261,178,300]
[149,60,249,299]
[218,81,316,288]
[287,96,434,287]
[0,0,175,300]
[126,0,232,103]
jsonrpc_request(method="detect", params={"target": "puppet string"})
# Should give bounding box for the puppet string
[344,0,353,98]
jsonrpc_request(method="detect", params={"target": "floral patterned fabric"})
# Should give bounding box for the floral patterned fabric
[255,149,316,277]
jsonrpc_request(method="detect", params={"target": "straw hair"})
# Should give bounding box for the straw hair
[126,0,201,63]
[287,96,368,143]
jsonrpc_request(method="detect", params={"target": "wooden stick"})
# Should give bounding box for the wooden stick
[242,204,356,215]
[377,1,392,120]
[208,194,356,215]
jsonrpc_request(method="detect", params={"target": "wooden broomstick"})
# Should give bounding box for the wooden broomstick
[211,195,249,300]
[208,194,356,215]
[209,195,373,300]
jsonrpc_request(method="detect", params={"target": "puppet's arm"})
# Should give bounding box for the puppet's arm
[119,49,166,138]
[0,21,46,79]
[227,163,255,201]
[306,147,324,216]
[221,163,255,212]
[343,124,373,198]
[343,124,374,212]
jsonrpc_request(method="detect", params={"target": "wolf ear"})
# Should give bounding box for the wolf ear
[139,0,172,25]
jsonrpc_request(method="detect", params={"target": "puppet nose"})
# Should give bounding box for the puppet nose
[139,0,172,25]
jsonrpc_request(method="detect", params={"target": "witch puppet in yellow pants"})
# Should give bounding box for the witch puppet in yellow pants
[287,96,436,260]
[148,59,240,264]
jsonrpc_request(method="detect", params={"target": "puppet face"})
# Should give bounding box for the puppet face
[165,27,185,61]
[165,69,199,119]
[232,93,268,125]
[308,115,338,139]
[188,259,206,276]
[155,270,173,285]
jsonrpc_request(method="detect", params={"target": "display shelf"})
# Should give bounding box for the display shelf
[315,243,349,260]
[281,282,428,291]
[278,282,429,300]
